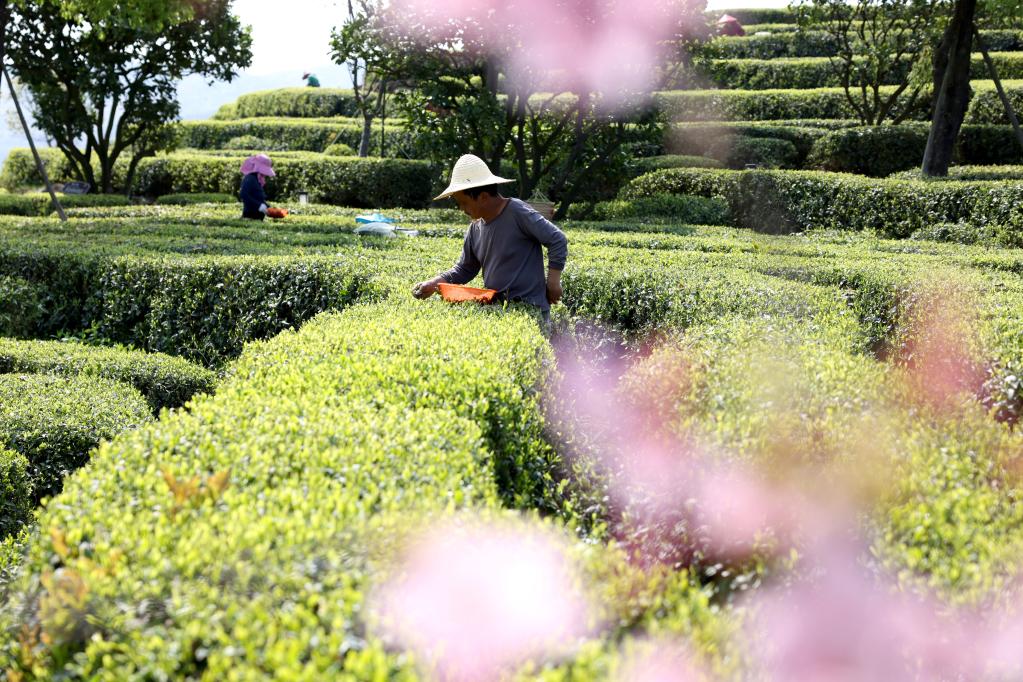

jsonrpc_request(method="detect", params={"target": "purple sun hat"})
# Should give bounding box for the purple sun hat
[240,154,276,177]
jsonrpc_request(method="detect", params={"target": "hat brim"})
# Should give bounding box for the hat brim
[433,176,514,201]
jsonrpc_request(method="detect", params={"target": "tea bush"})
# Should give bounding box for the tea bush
[706,7,796,24]
[0,304,577,676]
[712,136,800,168]
[669,122,828,166]
[701,31,841,59]
[0,448,31,541]
[703,29,1021,60]
[806,125,930,177]
[179,117,409,155]
[214,87,361,119]
[0,338,215,412]
[965,82,1023,125]
[656,85,932,122]
[131,152,435,207]
[668,123,1022,169]
[892,165,1023,181]
[701,53,1023,90]
[632,155,724,173]
[0,192,129,216]
[155,193,238,205]
[0,149,129,192]
[0,248,374,365]
[221,134,288,151]
[0,373,152,501]
[0,276,46,338]
[567,194,731,224]
[622,167,1023,236]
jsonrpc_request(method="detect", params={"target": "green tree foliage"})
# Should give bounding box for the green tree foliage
[330,0,411,157]
[792,0,942,125]
[6,0,253,193]
[376,6,700,217]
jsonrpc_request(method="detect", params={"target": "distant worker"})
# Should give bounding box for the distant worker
[413,154,568,325]
[239,154,277,221]
[717,14,745,36]
[302,72,321,87]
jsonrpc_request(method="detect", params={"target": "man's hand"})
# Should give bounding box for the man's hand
[546,269,563,305]
[413,278,442,299]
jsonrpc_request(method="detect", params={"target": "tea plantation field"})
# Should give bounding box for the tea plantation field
[5,3,1023,676]
[2,200,1023,678]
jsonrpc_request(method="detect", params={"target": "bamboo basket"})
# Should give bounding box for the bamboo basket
[527,191,556,220]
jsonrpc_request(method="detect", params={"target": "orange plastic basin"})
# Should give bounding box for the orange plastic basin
[267,207,289,219]
[438,283,498,304]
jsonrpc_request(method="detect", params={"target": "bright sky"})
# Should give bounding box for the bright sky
[232,0,347,75]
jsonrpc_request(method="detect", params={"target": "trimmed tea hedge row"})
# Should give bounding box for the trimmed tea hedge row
[2,151,436,207]
[703,29,1023,60]
[701,52,1023,90]
[701,30,841,59]
[632,154,724,172]
[966,82,1023,125]
[0,448,30,541]
[893,165,1023,181]
[625,311,1023,603]
[706,7,795,24]
[655,85,932,122]
[566,193,731,224]
[562,255,845,334]
[669,122,1023,170]
[0,301,731,678]
[805,125,930,177]
[621,167,1023,237]
[0,373,152,502]
[0,338,215,412]
[178,118,409,155]
[0,149,129,193]
[0,250,374,365]
[154,192,237,205]
[668,122,830,166]
[0,193,130,216]
[132,153,436,207]
[214,87,360,119]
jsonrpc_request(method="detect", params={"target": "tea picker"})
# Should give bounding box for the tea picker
[239,155,287,221]
[412,154,568,325]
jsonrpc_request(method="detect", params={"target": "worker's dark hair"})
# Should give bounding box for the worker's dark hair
[464,184,500,200]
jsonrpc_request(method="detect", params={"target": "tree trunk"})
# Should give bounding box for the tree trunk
[921,0,977,176]
[975,26,1023,154]
[3,66,66,221]
[359,114,372,157]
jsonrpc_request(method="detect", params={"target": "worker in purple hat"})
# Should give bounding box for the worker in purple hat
[239,154,276,220]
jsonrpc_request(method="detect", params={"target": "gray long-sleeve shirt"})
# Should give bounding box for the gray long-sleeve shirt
[439,198,569,311]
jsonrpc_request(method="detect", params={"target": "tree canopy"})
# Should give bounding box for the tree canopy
[7,0,252,193]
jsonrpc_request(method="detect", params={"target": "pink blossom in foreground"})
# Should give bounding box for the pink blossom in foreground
[386,0,703,101]
[614,640,706,682]
[899,291,985,412]
[745,538,978,682]
[551,340,807,564]
[370,518,593,681]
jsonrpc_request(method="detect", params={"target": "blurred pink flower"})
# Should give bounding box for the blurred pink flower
[387,0,701,100]
[688,462,801,560]
[370,518,593,681]
[899,292,985,412]
[746,539,978,682]
[552,338,803,565]
[614,640,705,682]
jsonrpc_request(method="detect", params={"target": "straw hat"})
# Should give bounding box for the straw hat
[434,154,514,201]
